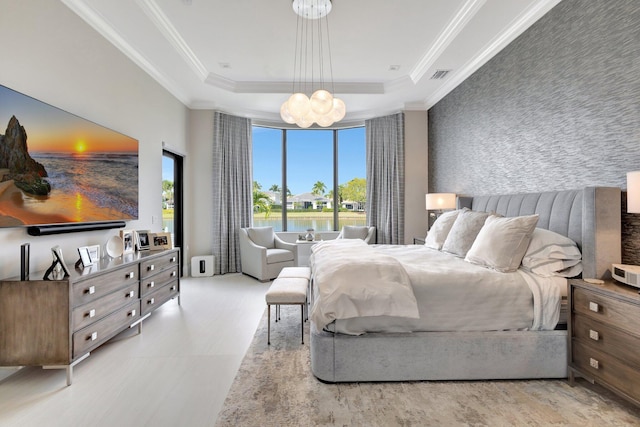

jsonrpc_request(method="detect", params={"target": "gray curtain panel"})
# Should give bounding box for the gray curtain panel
[365,112,405,244]
[212,112,253,274]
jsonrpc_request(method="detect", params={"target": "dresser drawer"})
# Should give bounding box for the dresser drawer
[141,280,179,315]
[72,283,139,332]
[72,301,140,358]
[72,265,139,306]
[140,265,179,297]
[572,314,640,368]
[572,287,640,336]
[140,251,179,279]
[572,340,640,402]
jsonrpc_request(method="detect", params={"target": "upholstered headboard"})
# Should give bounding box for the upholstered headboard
[457,187,621,279]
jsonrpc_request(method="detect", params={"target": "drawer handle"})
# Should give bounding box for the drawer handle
[126,271,135,279]
[171,271,176,277]
[126,290,135,298]
[86,286,95,295]
[148,281,155,288]
[170,257,176,263]
[589,357,599,369]
[86,309,96,318]
[589,329,600,341]
[129,309,136,317]
[89,332,98,341]
[148,297,155,305]
[170,285,176,292]
[148,265,155,271]
[589,302,599,313]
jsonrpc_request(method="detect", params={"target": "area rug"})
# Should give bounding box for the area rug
[215,307,640,426]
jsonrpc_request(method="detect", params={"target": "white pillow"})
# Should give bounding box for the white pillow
[342,225,370,240]
[441,209,493,257]
[521,228,582,277]
[465,214,539,273]
[424,209,461,250]
[247,227,275,249]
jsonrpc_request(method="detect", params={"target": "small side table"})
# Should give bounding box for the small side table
[413,237,425,245]
[295,240,319,266]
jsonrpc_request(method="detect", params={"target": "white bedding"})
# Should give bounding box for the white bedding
[310,243,563,336]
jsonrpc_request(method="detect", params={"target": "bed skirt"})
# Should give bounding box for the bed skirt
[310,323,568,382]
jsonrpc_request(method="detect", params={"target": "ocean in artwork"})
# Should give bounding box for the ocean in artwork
[31,151,138,219]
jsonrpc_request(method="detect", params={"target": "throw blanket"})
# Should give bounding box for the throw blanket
[309,239,419,330]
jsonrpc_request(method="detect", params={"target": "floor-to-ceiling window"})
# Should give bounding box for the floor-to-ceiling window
[252,126,366,232]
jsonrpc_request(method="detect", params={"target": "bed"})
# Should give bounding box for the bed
[309,187,621,382]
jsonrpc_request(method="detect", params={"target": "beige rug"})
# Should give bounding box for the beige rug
[215,307,640,426]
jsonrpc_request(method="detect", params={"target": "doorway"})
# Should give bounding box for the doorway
[162,149,184,275]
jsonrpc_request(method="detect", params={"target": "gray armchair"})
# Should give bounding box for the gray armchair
[239,227,298,281]
[337,225,376,244]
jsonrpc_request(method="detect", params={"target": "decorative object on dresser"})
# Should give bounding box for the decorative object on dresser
[135,230,151,251]
[20,243,30,280]
[105,235,124,258]
[43,245,71,280]
[0,248,180,386]
[120,229,135,254]
[568,279,640,406]
[149,232,172,250]
[76,246,94,268]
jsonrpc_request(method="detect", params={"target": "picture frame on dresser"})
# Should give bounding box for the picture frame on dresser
[149,232,172,250]
[120,230,135,254]
[47,245,71,278]
[135,230,150,251]
[77,246,94,268]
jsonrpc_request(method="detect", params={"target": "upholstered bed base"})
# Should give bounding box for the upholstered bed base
[310,187,621,382]
[311,324,568,382]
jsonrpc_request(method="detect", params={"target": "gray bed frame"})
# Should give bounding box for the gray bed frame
[310,187,621,382]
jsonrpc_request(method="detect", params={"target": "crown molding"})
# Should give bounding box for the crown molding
[135,0,208,81]
[61,0,191,105]
[423,0,562,109]
[410,0,486,84]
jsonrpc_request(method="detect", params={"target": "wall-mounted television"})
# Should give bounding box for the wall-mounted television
[0,84,138,232]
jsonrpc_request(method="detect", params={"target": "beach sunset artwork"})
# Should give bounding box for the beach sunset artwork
[0,84,138,227]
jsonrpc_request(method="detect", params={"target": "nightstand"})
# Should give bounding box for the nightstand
[295,240,319,266]
[413,237,425,245]
[568,278,640,406]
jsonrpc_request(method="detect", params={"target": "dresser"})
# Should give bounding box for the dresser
[0,248,180,385]
[568,278,640,406]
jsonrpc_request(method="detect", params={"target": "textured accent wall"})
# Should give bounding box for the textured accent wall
[428,0,640,264]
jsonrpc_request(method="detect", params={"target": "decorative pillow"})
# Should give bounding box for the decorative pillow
[424,209,461,250]
[247,226,275,249]
[465,214,539,273]
[341,225,370,240]
[441,209,493,257]
[521,228,582,277]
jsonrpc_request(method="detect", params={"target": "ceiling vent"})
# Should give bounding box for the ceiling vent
[430,70,451,80]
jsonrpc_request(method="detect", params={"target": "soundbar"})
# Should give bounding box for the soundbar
[27,221,126,236]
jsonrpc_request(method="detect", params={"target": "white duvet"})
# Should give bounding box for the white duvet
[310,242,563,335]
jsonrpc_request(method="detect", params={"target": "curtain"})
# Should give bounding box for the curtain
[212,112,253,274]
[365,112,405,244]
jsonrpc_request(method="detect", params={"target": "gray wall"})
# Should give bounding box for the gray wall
[428,0,640,263]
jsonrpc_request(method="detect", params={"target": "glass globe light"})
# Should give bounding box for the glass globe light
[296,111,316,128]
[280,101,296,124]
[287,93,310,119]
[331,97,346,122]
[315,112,334,127]
[310,89,334,115]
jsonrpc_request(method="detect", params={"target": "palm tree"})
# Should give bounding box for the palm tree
[253,181,272,218]
[269,184,281,193]
[311,181,326,196]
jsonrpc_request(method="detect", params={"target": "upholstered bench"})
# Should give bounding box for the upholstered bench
[265,267,310,345]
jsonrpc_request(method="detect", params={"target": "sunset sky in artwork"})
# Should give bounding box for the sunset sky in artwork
[0,85,137,154]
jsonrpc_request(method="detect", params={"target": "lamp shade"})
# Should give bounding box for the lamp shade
[627,171,640,213]
[425,193,456,210]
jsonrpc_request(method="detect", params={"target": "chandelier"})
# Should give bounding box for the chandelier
[280,0,346,128]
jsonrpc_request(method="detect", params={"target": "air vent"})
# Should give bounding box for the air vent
[430,70,451,80]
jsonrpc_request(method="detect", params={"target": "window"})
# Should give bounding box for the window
[252,126,366,232]
[162,150,184,274]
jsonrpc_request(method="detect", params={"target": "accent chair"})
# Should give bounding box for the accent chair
[239,226,298,281]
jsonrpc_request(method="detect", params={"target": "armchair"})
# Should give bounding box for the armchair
[239,227,298,281]
[336,225,376,244]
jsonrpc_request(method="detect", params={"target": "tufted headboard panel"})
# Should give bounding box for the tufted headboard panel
[457,187,621,279]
